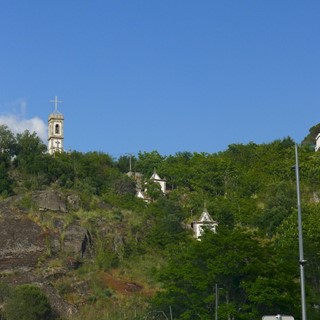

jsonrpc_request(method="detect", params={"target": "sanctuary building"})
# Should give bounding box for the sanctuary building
[191,206,218,240]
[48,96,64,155]
[315,133,320,152]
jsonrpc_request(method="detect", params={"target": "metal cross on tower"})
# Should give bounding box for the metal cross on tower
[50,96,62,113]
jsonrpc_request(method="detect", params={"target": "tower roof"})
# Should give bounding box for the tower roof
[199,208,214,222]
[48,113,64,120]
[150,169,165,181]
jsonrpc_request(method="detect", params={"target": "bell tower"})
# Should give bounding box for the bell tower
[48,96,64,155]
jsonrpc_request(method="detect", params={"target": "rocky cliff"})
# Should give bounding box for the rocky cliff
[0,191,89,318]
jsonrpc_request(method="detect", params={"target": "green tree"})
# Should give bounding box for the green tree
[0,125,17,158]
[153,227,299,319]
[111,174,137,195]
[4,285,51,320]
[255,181,296,236]
[301,123,320,147]
[46,151,75,187]
[276,204,320,318]
[73,151,114,195]
[188,153,236,196]
[159,152,193,190]
[0,126,16,195]
[0,161,13,196]
[116,154,137,173]
[135,151,165,177]
[14,130,48,174]
[145,198,186,249]
[145,179,163,201]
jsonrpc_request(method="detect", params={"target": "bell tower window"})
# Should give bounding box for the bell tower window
[55,124,60,134]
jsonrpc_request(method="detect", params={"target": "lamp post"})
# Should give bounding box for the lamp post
[294,144,307,320]
[215,283,221,320]
[125,153,133,172]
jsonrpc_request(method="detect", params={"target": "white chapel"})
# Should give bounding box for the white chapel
[191,206,218,240]
[48,96,64,155]
[150,169,166,194]
[315,133,320,151]
[134,169,167,202]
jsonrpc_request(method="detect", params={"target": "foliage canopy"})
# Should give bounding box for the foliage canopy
[1,125,320,319]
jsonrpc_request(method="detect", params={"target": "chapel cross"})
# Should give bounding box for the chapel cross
[50,96,62,113]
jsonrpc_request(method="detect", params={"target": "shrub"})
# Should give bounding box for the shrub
[4,284,51,320]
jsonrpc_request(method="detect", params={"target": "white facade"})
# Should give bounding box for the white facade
[48,96,64,155]
[48,113,64,154]
[315,133,320,151]
[192,208,218,240]
[136,189,145,199]
[150,169,166,194]
[130,169,166,202]
[136,189,150,202]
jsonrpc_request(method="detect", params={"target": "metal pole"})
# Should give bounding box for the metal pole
[215,283,218,320]
[294,143,307,320]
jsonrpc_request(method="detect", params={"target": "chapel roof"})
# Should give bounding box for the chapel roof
[150,169,165,181]
[199,207,214,222]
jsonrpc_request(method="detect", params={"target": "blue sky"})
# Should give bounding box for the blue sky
[0,1,319,157]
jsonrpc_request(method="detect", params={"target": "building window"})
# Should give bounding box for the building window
[55,124,60,134]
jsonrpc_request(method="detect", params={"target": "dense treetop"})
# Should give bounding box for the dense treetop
[1,124,320,319]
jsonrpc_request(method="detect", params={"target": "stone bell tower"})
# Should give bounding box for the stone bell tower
[48,96,64,155]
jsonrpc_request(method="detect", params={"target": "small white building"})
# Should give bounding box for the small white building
[191,207,218,240]
[48,96,64,155]
[315,133,320,151]
[150,169,166,194]
[136,189,149,202]
[130,169,166,202]
[127,171,150,202]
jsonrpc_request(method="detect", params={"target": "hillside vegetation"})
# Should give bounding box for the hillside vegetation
[0,124,320,319]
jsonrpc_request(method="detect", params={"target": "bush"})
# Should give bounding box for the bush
[4,284,51,320]
[0,281,11,303]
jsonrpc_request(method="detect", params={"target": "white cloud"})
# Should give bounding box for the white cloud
[4,98,28,116]
[0,99,47,142]
[0,115,47,141]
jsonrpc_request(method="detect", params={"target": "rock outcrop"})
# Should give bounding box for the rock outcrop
[0,193,89,318]
[0,204,45,272]
[33,190,68,212]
